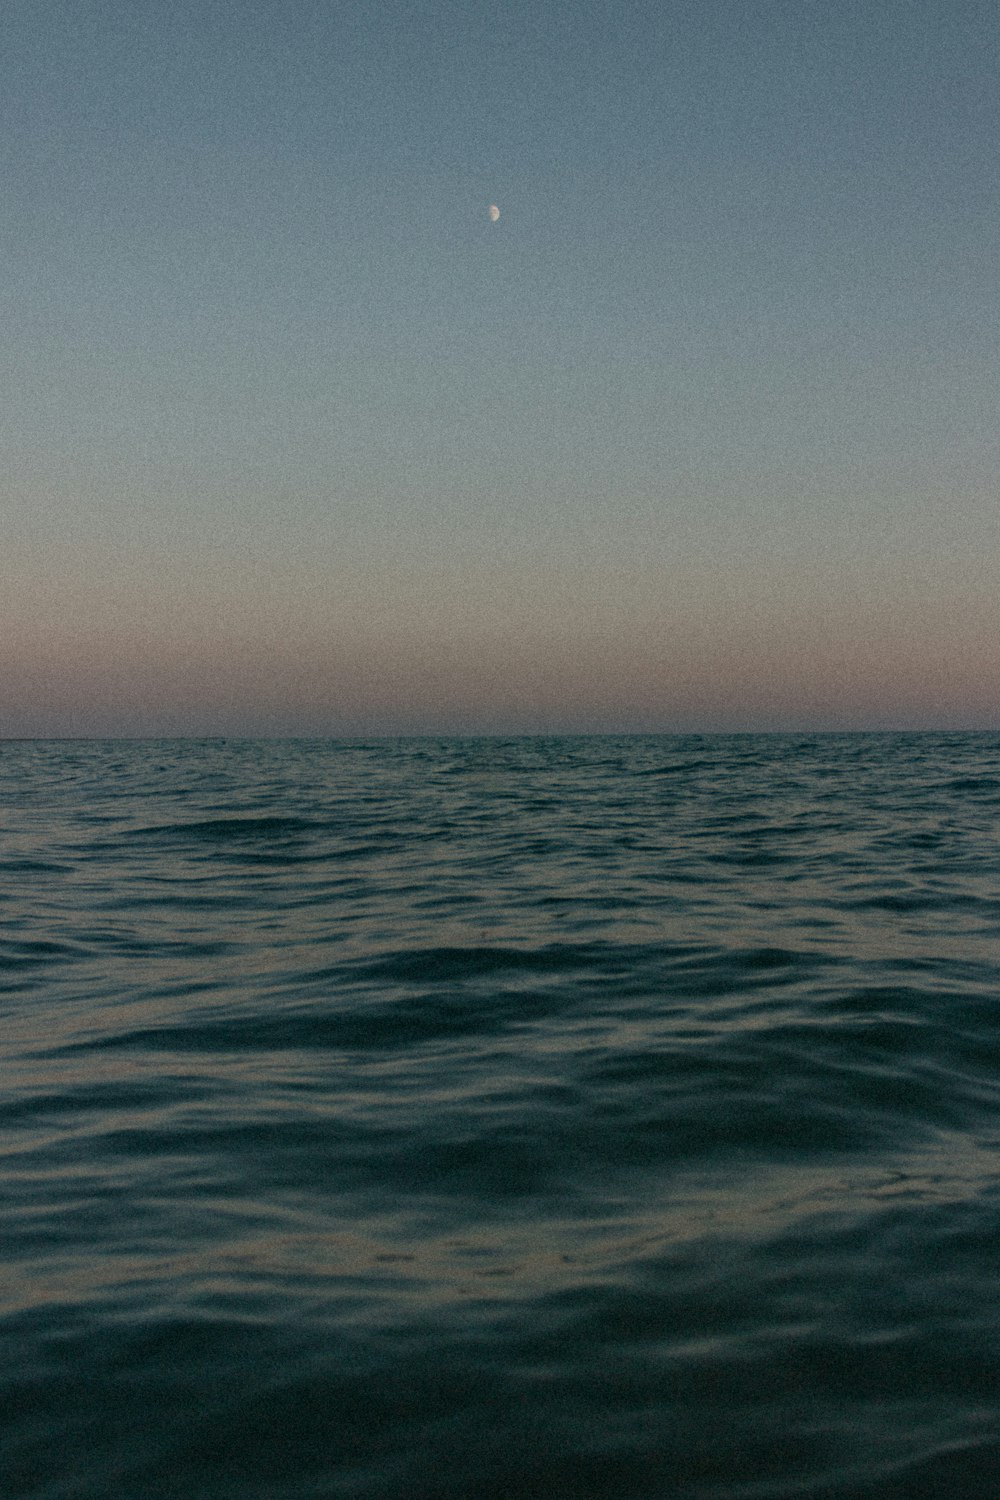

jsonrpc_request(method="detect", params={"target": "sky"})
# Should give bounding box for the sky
[3,0,998,735]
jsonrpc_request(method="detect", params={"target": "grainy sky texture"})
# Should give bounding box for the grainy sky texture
[3,0,998,734]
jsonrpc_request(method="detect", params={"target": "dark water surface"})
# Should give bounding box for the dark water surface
[2,734,999,1498]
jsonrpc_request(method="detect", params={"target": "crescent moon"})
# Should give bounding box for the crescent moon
[489,204,500,222]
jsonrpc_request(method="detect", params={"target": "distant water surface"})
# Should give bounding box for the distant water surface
[2,734,999,1498]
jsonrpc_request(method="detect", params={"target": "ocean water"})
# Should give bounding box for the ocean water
[2,733,999,1499]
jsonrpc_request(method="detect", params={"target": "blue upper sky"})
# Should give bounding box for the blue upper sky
[3,0,998,733]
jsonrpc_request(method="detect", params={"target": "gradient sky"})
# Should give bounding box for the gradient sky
[4,0,998,735]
